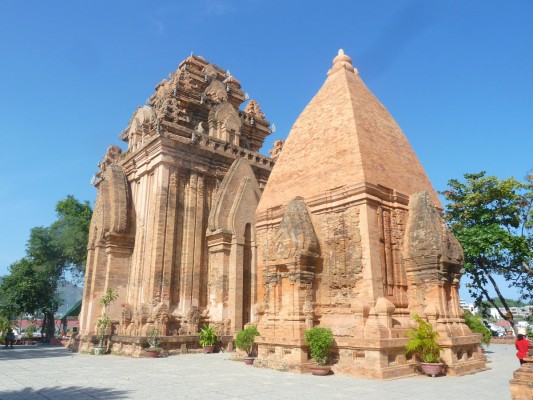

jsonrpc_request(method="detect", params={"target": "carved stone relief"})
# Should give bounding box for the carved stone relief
[377,206,407,296]
[204,80,228,103]
[202,63,218,80]
[322,207,362,289]
[176,306,201,336]
[266,198,320,262]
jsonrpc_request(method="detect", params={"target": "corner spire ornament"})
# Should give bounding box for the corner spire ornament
[328,48,356,75]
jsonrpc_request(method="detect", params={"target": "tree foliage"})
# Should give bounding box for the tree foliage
[0,195,92,341]
[52,196,93,275]
[25,196,91,279]
[440,171,533,331]
[0,258,60,318]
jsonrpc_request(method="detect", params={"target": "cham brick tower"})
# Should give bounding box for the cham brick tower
[253,50,486,378]
[78,54,274,355]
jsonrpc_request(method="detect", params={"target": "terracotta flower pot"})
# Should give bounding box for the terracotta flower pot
[203,345,215,353]
[309,365,331,376]
[145,349,160,358]
[244,357,255,365]
[419,362,444,377]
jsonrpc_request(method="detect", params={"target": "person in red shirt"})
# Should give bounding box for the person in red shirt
[515,334,530,365]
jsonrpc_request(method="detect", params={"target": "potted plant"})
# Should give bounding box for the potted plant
[405,314,444,377]
[94,288,118,355]
[0,316,12,347]
[305,326,334,376]
[235,325,260,365]
[145,327,163,358]
[25,324,36,345]
[198,324,218,353]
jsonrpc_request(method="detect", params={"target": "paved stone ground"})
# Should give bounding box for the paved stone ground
[0,343,519,400]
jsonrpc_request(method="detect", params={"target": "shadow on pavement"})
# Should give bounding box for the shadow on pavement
[0,345,72,360]
[0,386,130,400]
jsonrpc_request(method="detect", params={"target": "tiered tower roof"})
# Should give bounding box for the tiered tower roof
[257,50,440,212]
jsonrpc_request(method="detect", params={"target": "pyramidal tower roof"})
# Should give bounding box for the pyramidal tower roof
[257,49,440,213]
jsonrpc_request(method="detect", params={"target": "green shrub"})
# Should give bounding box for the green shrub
[463,310,491,346]
[0,316,11,338]
[96,288,117,346]
[98,288,118,308]
[305,327,334,366]
[96,315,111,341]
[198,325,218,347]
[405,314,442,363]
[26,324,35,339]
[147,327,162,351]
[235,326,260,356]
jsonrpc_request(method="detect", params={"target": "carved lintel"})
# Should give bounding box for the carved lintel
[287,270,315,285]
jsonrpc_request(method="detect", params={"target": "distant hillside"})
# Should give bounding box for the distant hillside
[56,281,83,316]
[1,276,82,317]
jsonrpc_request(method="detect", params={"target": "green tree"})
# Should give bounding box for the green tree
[0,195,92,342]
[51,195,92,277]
[440,172,533,333]
[0,258,62,341]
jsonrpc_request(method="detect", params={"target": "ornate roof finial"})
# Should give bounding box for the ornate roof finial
[268,139,284,160]
[224,75,242,89]
[244,99,265,120]
[328,49,357,76]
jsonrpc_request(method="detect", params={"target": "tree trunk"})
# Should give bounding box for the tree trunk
[41,310,55,343]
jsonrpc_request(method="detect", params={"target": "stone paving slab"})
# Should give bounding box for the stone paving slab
[0,344,519,400]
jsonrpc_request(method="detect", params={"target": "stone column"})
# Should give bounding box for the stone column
[145,165,172,305]
[359,203,385,301]
[104,240,133,317]
[206,230,232,321]
[79,245,107,335]
[228,237,244,332]
[191,173,206,308]
[161,169,180,304]
[180,171,198,312]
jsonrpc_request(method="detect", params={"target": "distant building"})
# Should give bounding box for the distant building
[490,308,502,320]
[489,306,532,320]
[460,299,478,314]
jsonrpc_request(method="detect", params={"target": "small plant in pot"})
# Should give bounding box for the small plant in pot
[94,288,118,355]
[25,324,36,345]
[235,325,260,365]
[305,326,334,376]
[198,324,218,353]
[95,315,111,355]
[145,327,163,358]
[405,314,444,377]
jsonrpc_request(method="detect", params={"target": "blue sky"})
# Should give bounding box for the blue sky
[1,1,531,303]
